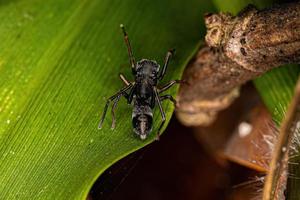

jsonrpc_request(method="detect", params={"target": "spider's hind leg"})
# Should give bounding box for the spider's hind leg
[160,95,177,107]
[98,84,133,129]
[153,88,166,141]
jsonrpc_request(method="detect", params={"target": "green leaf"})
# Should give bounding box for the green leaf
[0,0,215,199]
[255,66,300,123]
[213,0,274,14]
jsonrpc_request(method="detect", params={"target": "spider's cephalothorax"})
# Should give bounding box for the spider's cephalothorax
[98,24,182,140]
[135,59,159,85]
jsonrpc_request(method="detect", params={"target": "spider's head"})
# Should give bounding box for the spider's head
[136,59,160,78]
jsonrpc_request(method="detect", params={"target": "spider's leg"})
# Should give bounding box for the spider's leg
[120,24,136,73]
[153,87,166,140]
[158,49,175,80]
[158,80,185,93]
[126,84,135,105]
[111,94,121,129]
[98,84,132,129]
[119,73,131,86]
[160,95,177,107]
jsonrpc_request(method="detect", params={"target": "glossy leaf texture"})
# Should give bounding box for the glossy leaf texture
[0,0,214,199]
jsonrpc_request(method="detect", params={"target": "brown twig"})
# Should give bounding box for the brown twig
[205,3,300,72]
[176,2,300,126]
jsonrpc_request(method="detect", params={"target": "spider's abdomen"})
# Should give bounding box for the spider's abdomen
[132,104,153,140]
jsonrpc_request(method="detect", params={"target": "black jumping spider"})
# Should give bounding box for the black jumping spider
[98,24,182,140]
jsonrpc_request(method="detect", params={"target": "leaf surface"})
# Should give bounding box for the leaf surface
[0,0,214,199]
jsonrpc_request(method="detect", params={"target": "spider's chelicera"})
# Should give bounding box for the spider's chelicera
[98,24,182,140]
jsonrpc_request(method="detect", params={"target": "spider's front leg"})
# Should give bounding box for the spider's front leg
[120,24,136,74]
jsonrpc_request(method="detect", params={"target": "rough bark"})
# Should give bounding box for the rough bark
[176,2,300,126]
